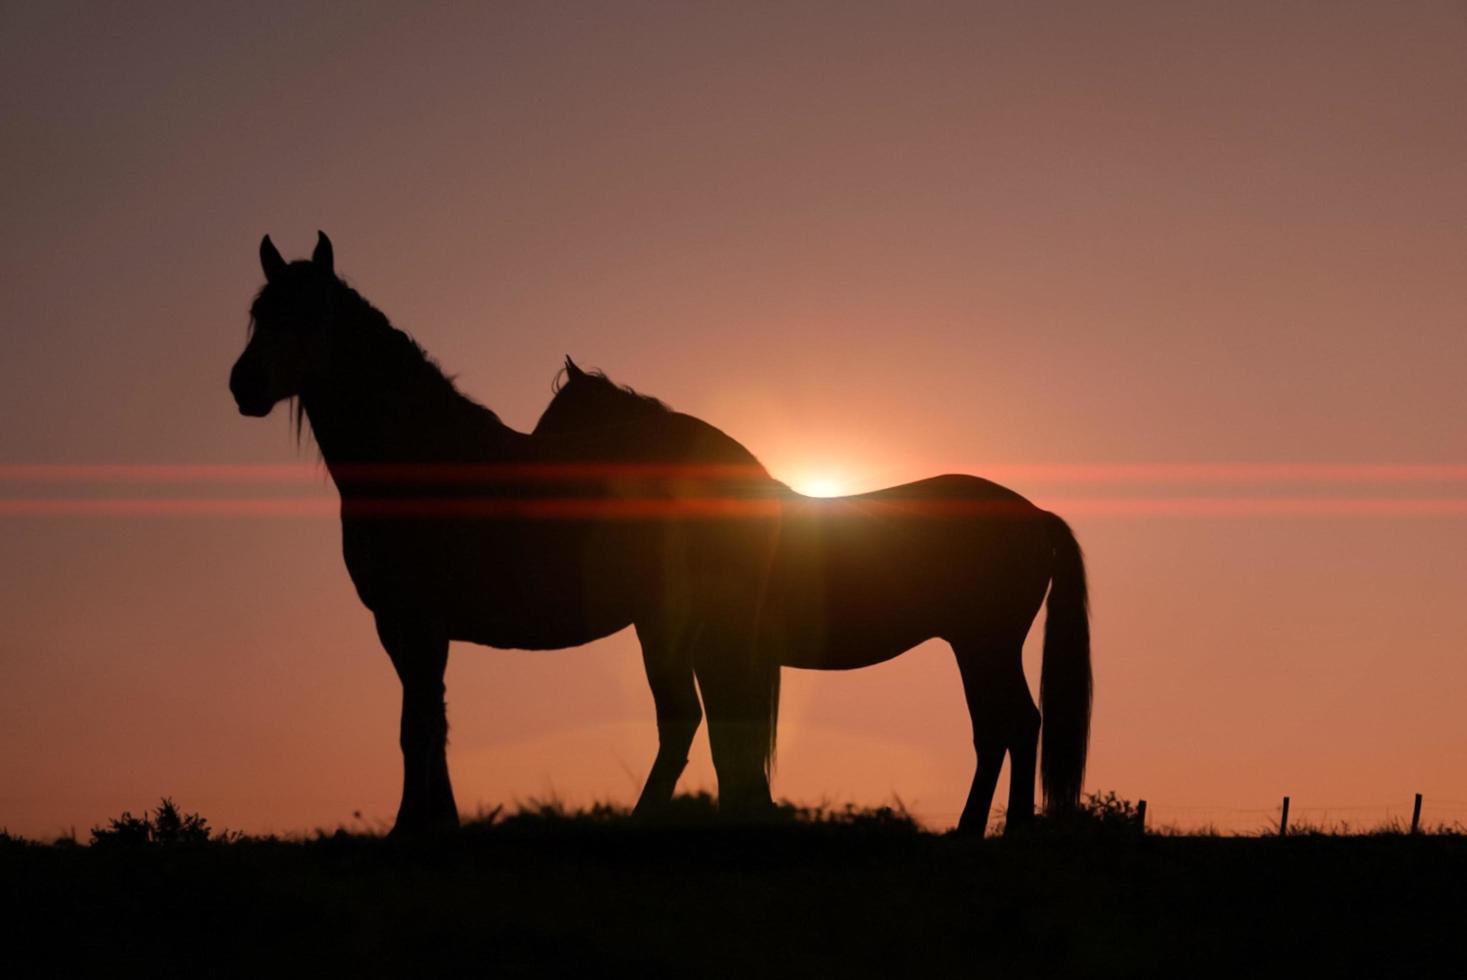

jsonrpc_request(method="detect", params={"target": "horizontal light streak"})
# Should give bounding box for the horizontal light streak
[0,463,767,483]
[967,463,1467,483]
[2,497,1465,518]
[5,463,1466,519]
[2,462,1467,485]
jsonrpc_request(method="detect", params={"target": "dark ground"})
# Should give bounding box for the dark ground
[3,796,1463,978]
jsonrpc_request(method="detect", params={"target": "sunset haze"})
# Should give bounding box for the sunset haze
[3,1,1466,838]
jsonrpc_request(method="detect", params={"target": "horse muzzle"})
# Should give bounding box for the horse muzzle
[235,397,274,417]
[229,363,276,417]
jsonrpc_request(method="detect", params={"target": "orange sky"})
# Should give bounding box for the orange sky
[3,2,1466,838]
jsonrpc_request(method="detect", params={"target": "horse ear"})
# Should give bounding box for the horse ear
[313,231,334,275]
[564,356,584,378]
[260,235,287,282]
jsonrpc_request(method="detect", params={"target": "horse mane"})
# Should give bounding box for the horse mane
[250,274,503,444]
[551,365,671,414]
[534,362,672,435]
[336,282,493,411]
[533,361,774,480]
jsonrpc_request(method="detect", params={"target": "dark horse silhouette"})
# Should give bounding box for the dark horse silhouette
[230,232,1091,835]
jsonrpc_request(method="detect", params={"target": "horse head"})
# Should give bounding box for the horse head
[534,357,671,435]
[230,231,338,417]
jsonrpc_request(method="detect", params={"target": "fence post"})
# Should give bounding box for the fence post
[1411,793,1422,834]
[1136,799,1147,834]
[1279,796,1290,837]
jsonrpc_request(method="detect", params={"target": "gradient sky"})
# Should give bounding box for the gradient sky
[3,1,1466,838]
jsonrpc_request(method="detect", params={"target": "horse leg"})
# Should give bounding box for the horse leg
[1001,656,1041,832]
[632,621,702,817]
[376,613,458,836]
[953,640,1039,835]
[693,626,775,819]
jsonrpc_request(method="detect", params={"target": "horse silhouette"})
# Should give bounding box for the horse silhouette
[537,362,1092,831]
[230,232,1091,835]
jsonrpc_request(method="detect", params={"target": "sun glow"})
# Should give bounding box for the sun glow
[792,474,851,498]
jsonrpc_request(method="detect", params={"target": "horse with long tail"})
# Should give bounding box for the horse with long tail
[536,359,1093,832]
[230,232,1091,835]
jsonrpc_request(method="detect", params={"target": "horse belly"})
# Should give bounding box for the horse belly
[762,541,941,671]
[343,516,641,651]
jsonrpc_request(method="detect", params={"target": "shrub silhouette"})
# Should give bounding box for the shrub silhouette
[999,789,1144,838]
[89,798,213,847]
[1076,790,1142,831]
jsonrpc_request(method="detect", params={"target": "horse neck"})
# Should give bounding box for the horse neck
[301,312,516,485]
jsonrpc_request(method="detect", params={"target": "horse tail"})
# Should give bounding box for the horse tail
[762,651,781,780]
[1040,511,1092,814]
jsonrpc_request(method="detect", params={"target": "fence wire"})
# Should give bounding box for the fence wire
[914,798,1467,835]
[1140,799,1467,835]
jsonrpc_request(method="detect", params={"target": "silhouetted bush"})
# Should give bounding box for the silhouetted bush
[1007,789,1145,838]
[1076,790,1142,830]
[89,798,215,847]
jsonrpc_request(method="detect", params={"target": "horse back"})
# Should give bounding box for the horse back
[336,408,780,648]
[765,475,1054,668]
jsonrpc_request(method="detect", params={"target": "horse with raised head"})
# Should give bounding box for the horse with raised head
[231,232,782,833]
[230,232,1091,835]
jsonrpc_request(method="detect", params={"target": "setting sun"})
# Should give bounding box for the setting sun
[790,474,852,498]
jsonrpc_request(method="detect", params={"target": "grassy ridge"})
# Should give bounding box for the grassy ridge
[3,795,1462,977]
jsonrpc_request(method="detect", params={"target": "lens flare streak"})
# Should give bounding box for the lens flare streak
[2,463,1466,517]
[1,495,1465,518]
